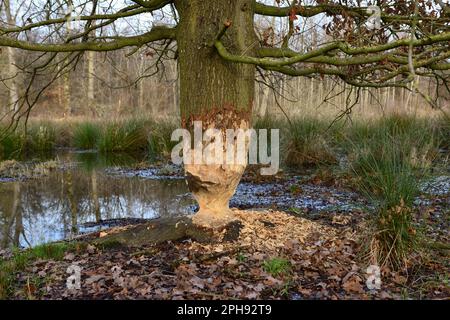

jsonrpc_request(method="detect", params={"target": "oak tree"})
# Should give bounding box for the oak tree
[1,0,449,229]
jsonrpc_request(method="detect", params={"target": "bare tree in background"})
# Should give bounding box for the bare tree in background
[0,0,449,230]
[2,0,19,112]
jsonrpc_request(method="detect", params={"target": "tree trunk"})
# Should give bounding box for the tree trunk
[138,73,145,111]
[63,69,71,116]
[258,73,270,119]
[175,0,256,229]
[63,13,72,117]
[87,51,96,116]
[4,0,19,112]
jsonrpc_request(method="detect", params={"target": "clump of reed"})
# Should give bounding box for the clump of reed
[282,117,337,167]
[0,129,24,160]
[72,122,101,150]
[147,120,178,160]
[26,122,56,153]
[346,115,440,269]
[97,119,148,153]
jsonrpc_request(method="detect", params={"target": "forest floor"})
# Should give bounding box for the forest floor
[2,205,448,300]
[0,155,449,300]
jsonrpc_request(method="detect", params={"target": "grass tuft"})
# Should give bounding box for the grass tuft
[0,243,70,299]
[73,122,101,150]
[148,121,178,160]
[283,118,337,167]
[262,257,291,277]
[347,115,439,269]
[98,119,148,153]
[0,130,24,160]
[26,123,56,153]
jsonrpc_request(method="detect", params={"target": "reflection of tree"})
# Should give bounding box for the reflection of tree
[12,182,23,246]
[66,171,78,234]
[91,171,101,222]
[0,159,194,248]
[0,182,23,248]
[61,171,68,239]
[1,184,14,248]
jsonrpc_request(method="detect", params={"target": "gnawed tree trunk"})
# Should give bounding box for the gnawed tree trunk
[175,0,256,230]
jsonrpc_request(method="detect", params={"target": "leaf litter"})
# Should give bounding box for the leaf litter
[6,209,449,300]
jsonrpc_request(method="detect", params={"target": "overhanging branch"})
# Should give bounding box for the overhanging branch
[0,5,145,35]
[0,26,176,52]
[0,0,174,35]
[131,0,173,9]
[254,1,450,24]
[215,32,450,68]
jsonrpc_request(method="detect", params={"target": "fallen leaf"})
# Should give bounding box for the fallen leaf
[343,275,365,294]
[85,275,105,285]
[86,244,96,254]
[64,253,75,261]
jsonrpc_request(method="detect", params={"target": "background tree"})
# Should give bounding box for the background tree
[2,0,19,112]
[0,0,449,229]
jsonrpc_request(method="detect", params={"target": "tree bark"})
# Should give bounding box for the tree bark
[63,68,71,116]
[175,0,257,229]
[4,0,19,112]
[87,51,96,115]
[63,9,73,117]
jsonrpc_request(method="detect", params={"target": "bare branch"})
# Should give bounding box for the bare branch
[0,5,146,35]
[215,32,450,68]
[131,0,173,9]
[254,1,450,24]
[0,26,176,52]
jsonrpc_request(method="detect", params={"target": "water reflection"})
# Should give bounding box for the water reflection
[0,153,193,249]
[0,152,368,249]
